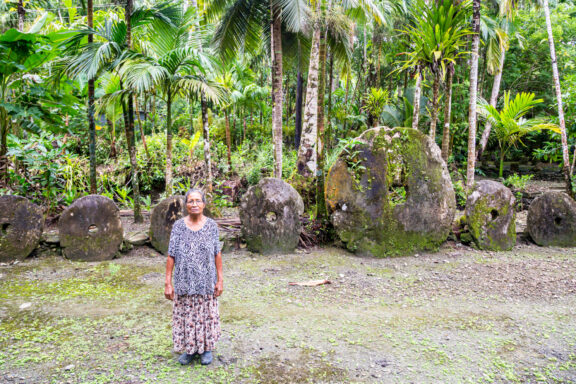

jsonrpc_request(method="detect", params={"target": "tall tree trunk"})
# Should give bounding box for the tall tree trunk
[316,26,328,221]
[87,0,97,194]
[326,51,334,148]
[296,19,321,177]
[543,0,573,195]
[477,48,505,159]
[294,39,304,150]
[124,0,142,222]
[224,109,232,171]
[571,146,576,176]
[201,93,213,192]
[107,118,117,158]
[429,72,440,140]
[166,91,174,196]
[17,0,25,31]
[441,64,454,162]
[411,67,422,130]
[189,96,194,135]
[134,96,150,161]
[295,70,304,150]
[0,113,8,184]
[466,0,481,191]
[271,4,283,178]
[151,92,156,133]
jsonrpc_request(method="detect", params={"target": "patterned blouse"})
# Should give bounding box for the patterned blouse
[168,217,220,296]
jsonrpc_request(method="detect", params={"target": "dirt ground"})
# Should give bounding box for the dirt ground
[1,237,575,383]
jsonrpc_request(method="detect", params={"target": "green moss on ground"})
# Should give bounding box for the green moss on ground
[1,246,576,383]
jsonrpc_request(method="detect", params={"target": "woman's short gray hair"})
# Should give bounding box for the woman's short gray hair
[184,188,207,204]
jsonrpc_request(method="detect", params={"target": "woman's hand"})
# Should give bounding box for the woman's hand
[214,280,224,297]
[165,283,174,301]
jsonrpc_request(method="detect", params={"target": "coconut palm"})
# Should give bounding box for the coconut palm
[541,0,572,195]
[477,91,560,178]
[466,0,481,190]
[121,8,224,195]
[209,0,309,179]
[297,0,384,178]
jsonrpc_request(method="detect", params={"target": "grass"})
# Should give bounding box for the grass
[1,246,576,383]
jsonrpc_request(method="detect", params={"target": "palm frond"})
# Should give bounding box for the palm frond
[212,0,267,61]
[274,0,310,33]
[175,76,225,104]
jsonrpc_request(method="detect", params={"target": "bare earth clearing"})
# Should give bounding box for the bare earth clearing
[1,238,575,383]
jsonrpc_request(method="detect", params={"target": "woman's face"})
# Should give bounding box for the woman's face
[186,192,205,216]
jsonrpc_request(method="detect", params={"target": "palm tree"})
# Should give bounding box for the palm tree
[398,0,471,136]
[215,70,235,171]
[209,0,309,178]
[121,8,224,196]
[87,0,96,194]
[61,3,178,222]
[477,91,559,178]
[297,0,382,178]
[362,87,390,127]
[541,0,572,195]
[466,0,481,191]
[477,3,515,159]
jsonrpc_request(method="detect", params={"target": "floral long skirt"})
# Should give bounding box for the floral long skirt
[172,294,221,354]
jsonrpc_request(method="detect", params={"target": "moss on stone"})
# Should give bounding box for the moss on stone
[466,182,516,251]
[326,127,456,257]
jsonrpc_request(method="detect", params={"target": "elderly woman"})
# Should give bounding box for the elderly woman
[164,189,223,366]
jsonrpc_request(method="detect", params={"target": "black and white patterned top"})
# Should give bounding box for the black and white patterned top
[168,217,220,296]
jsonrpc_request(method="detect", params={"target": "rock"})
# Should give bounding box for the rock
[59,195,124,261]
[220,177,246,203]
[41,230,60,245]
[220,231,240,253]
[0,196,44,262]
[465,180,516,251]
[240,178,304,254]
[325,127,456,256]
[527,192,576,247]
[149,195,187,255]
[124,230,148,246]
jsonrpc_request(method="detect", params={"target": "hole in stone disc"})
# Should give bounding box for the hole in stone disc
[88,225,99,234]
[266,212,277,223]
[554,217,562,226]
[490,210,499,220]
[0,223,11,236]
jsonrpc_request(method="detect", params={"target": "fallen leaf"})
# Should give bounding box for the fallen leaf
[288,279,331,287]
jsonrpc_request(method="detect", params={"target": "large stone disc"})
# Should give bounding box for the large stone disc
[240,178,304,254]
[59,195,123,261]
[325,127,456,256]
[149,195,186,255]
[527,192,576,247]
[0,196,44,262]
[466,180,516,251]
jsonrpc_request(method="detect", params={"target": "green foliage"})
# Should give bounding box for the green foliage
[504,173,533,210]
[6,132,89,211]
[362,87,390,125]
[503,174,533,191]
[477,91,559,177]
[451,178,467,209]
[233,141,297,185]
[398,0,471,76]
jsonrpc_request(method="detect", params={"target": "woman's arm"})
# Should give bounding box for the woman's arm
[214,251,223,297]
[165,255,175,301]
